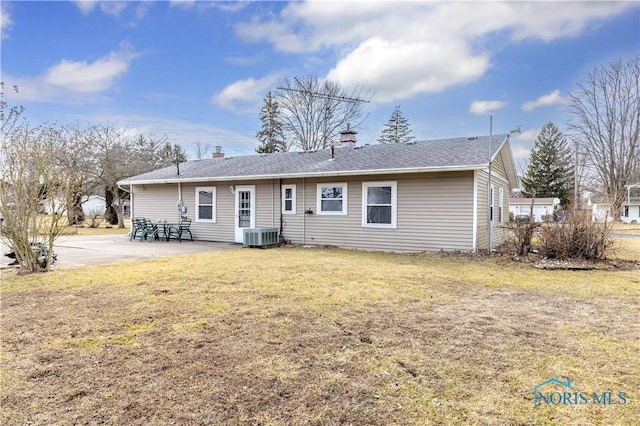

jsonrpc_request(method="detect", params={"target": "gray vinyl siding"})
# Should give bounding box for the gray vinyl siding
[281,172,475,252]
[181,181,280,242]
[132,172,490,252]
[131,184,180,222]
[475,160,512,251]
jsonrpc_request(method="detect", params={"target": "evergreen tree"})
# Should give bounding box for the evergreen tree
[256,91,287,153]
[377,105,415,144]
[521,122,573,207]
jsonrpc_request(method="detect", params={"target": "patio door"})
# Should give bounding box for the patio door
[234,185,255,243]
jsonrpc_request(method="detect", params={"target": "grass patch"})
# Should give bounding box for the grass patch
[1,248,638,425]
[611,223,640,235]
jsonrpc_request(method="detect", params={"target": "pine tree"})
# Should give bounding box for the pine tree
[256,91,287,153]
[521,122,574,207]
[377,105,415,144]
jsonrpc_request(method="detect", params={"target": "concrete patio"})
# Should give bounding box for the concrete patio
[1,234,240,270]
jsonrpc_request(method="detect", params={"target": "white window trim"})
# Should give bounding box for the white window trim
[317,182,348,215]
[195,186,216,222]
[362,181,397,229]
[490,184,495,222]
[282,184,296,215]
[498,187,504,223]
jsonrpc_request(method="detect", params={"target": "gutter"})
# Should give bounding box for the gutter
[118,164,489,186]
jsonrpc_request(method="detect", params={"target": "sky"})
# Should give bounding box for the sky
[1,0,638,162]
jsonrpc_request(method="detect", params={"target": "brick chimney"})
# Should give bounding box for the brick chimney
[212,145,224,158]
[339,125,357,148]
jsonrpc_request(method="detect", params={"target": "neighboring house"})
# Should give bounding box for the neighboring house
[82,195,106,216]
[589,182,640,223]
[508,197,559,222]
[119,134,519,252]
[44,195,106,216]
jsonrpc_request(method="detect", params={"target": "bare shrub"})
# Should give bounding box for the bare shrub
[87,215,105,229]
[506,220,539,256]
[538,210,612,260]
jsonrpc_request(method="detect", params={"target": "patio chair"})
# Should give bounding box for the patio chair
[167,218,193,242]
[129,217,145,241]
[140,218,160,242]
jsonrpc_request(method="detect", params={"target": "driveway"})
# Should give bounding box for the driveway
[1,234,240,270]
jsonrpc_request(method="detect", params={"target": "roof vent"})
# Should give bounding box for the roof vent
[406,141,416,145]
[467,136,478,140]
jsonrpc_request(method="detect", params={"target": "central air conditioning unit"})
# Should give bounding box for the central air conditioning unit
[243,228,280,248]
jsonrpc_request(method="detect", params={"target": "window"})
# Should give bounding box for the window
[317,183,347,215]
[195,187,216,222]
[362,181,397,228]
[490,185,495,222]
[498,188,504,222]
[282,185,296,214]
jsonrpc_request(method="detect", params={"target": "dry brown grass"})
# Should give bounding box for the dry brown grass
[59,219,131,236]
[1,248,638,425]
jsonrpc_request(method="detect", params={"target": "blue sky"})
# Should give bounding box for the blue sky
[1,1,638,162]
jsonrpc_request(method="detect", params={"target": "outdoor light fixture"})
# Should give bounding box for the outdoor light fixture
[230,185,236,194]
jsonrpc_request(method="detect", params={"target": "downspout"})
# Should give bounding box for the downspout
[271,179,275,227]
[472,171,478,252]
[302,177,306,245]
[178,182,183,222]
[118,183,132,222]
[279,179,284,242]
[487,116,493,252]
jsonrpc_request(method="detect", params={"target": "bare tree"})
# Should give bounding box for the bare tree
[0,118,72,272]
[195,141,211,160]
[81,124,185,228]
[568,55,640,219]
[276,76,370,151]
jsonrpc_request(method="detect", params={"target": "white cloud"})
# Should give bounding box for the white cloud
[212,73,281,114]
[44,46,137,93]
[4,45,138,104]
[1,2,13,40]
[169,0,195,9]
[522,90,565,111]
[517,128,540,143]
[328,37,489,102]
[78,113,258,158]
[72,1,97,15]
[470,100,507,115]
[73,1,127,17]
[234,1,635,104]
[511,144,532,160]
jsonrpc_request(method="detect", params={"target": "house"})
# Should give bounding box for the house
[508,197,560,222]
[589,183,640,223]
[118,133,519,252]
[622,182,640,223]
[81,195,106,216]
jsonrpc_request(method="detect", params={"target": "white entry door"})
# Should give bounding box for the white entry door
[234,185,255,243]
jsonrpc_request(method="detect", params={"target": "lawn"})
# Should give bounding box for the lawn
[1,247,638,425]
[59,218,131,236]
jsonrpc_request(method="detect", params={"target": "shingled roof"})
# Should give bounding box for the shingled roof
[119,134,517,186]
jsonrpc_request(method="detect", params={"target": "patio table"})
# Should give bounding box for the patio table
[155,222,181,241]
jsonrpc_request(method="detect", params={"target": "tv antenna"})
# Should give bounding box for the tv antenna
[277,77,371,104]
[276,77,373,148]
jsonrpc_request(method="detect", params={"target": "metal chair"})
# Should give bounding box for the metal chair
[168,218,193,242]
[129,218,145,241]
[140,218,160,242]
